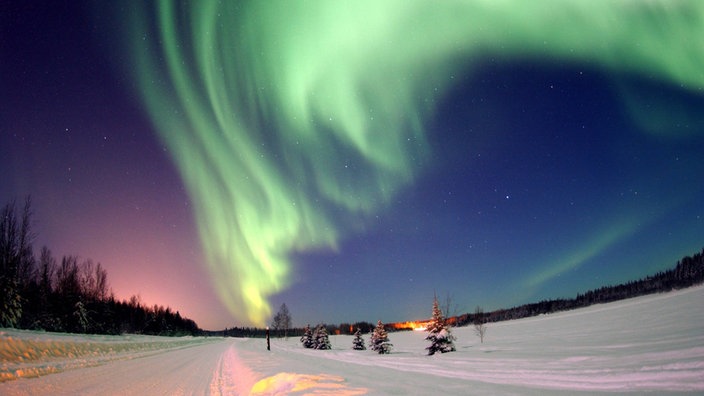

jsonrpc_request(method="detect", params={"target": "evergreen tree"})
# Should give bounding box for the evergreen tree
[313,324,331,350]
[425,295,456,355]
[369,320,392,354]
[352,327,366,350]
[300,324,314,348]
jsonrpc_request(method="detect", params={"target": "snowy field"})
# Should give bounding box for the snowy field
[1,286,703,395]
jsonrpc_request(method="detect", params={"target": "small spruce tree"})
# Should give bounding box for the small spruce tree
[369,320,392,354]
[300,324,314,349]
[352,327,366,350]
[425,295,456,355]
[313,324,331,350]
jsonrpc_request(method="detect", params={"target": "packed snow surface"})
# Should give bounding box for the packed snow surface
[1,286,703,395]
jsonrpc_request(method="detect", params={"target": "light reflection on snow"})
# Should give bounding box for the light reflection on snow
[250,372,367,395]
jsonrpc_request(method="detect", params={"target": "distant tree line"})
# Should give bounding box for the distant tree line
[220,326,272,338]
[454,248,704,326]
[220,321,377,339]
[218,302,378,339]
[0,197,200,335]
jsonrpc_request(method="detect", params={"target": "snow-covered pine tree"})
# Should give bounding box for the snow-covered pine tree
[300,324,314,348]
[369,320,392,354]
[313,324,331,350]
[352,327,366,350]
[425,295,456,355]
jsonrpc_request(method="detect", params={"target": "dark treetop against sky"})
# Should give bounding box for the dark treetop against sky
[2,1,703,329]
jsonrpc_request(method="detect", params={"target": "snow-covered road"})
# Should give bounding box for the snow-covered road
[2,286,703,395]
[1,337,230,395]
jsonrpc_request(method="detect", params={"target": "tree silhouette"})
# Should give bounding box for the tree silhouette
[272,303,292,338]
[474,306,487,343]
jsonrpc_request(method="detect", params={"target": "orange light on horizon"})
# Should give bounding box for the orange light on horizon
[390,320,430,331]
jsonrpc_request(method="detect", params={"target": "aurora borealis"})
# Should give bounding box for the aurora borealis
[2,1,703,329]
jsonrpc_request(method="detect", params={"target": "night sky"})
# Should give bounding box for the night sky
[2,1,703,330]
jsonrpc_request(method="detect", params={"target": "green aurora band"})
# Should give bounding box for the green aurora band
[119,1,704,325]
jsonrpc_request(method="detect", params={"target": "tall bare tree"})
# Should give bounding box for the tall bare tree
[17,197,36,290]
[474,305,487,343]
[441,292,461,327]
[272,303,292,338]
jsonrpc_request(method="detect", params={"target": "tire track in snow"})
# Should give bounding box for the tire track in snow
[209,340,260,395]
